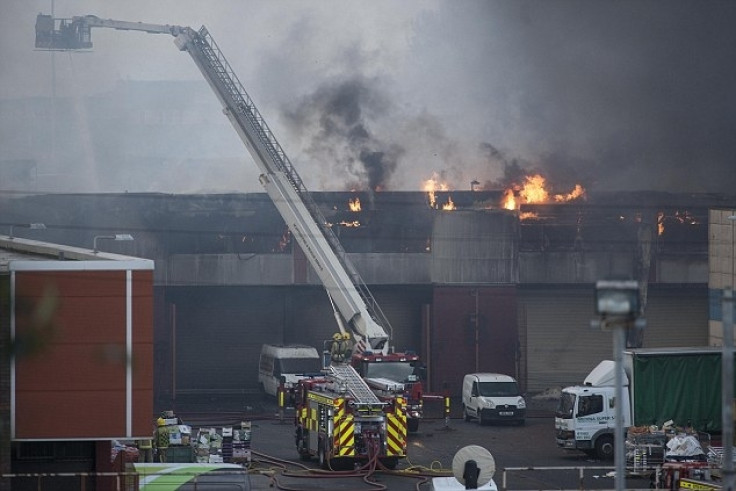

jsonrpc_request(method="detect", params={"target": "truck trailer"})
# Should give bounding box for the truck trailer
[555,347,730,460]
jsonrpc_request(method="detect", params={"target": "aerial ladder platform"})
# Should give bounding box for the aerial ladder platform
[37,13,395,354]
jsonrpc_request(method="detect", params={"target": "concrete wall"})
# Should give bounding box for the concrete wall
[520,251,708,284]
[708,208,736,345]
[159,252,432,286]
[431,210,519,284]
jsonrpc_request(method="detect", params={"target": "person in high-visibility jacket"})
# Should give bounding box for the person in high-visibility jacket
[341,332,354,360]
[330,332,354,363]
[330,332,346,363]
[154,417,169,462]
[137,438,153,463]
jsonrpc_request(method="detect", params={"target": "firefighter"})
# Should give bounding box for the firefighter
[137,437,153,463]
[330,332,355,363]
[330,332,347,363]
[154,417,169,462]
[341,332,354,360]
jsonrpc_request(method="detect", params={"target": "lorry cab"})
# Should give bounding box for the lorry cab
[462,373,526,425]
[258,344,321,400]
[555,361,631,460]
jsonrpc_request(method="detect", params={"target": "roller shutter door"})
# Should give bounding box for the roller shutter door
[171,286,287,395]
[643,287,708,347]
[285,286,429,355]
[522,288,606,393]
[371,287,430,353]
[521,285,708,394]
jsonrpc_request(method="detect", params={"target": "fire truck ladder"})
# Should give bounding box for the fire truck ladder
[328,365,381,405]
[182,26,394,342]
[34,14,393,352]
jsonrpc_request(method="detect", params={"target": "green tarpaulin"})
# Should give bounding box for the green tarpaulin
[632,352,732,433]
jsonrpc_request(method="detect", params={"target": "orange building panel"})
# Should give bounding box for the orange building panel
[14,268,153,440]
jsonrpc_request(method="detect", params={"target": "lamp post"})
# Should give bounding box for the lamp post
[8,222,46,240]
[93,233,134,253]
[593,279,643,491]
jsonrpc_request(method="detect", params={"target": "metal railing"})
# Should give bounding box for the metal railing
[499,465,664,491]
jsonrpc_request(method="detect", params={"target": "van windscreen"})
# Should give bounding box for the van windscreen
[477,381,519,397]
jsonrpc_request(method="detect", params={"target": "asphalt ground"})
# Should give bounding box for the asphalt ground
[173,393,656,490]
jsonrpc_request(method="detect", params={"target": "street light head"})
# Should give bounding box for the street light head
[93,233,135,253]
[595,280,640,317]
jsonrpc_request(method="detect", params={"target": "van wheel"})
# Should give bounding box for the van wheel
[463,405,471,422]
[595,435,614,461]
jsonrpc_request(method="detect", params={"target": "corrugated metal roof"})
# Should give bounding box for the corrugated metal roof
[0,236,153,269]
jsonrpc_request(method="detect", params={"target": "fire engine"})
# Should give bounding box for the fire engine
[294,364,407,470]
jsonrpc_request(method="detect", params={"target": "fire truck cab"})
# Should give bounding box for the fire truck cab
[351,351,425,432]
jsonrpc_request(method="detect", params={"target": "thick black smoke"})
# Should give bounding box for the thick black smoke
[479,142,598,194]
[407,0,736,195]
[3,1,735,196]
[283,77,403,191]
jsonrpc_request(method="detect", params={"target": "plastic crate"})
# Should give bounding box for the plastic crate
[164,446,193,463]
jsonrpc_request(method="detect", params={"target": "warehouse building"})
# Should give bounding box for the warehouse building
[2,191,729,413]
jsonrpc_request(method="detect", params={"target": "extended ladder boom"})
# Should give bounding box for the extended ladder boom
[35,14,392,352]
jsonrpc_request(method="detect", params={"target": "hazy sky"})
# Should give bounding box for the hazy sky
[2,0,735,195]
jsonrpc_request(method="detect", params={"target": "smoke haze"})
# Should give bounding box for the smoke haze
[1,0,735,194]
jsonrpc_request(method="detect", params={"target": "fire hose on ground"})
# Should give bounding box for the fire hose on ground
[249,430,455,491]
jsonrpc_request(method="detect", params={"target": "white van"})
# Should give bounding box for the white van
[258,344,321,398]
[462,373,526,425]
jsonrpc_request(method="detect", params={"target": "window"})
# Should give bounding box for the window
[578,394,604,416]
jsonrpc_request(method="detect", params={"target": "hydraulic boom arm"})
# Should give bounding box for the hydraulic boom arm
[35,14,392,353]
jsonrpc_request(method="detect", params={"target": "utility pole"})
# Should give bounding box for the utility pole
[593,279,644,491]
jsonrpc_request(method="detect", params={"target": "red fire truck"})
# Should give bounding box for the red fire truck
[294,364,408,470]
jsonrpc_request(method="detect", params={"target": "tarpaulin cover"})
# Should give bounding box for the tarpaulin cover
[632,352,729,432]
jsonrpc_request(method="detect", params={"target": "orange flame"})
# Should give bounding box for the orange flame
[519,174,549,204]
[657,212,665,236]
[349,197,361,212]
[423,173,451,209]
[502,189,516,210]
[554,184,586,202]
[501,173,586,213]
[657,210,699,236]
[441,197,456,211]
